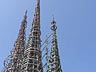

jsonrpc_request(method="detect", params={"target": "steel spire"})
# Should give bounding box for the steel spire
[3,11,27,72]
[49,17,62,72]
[23,0,43,72]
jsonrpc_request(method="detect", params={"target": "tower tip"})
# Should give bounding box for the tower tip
[51,15,56,24]
[23,10,27,20]
[52,15,54,21]
[51,15,57,31]
[25,10,27,16]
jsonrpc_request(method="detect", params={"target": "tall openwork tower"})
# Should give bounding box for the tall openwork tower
[2,0,63,72]
[23,0,43,72]
[3,11,27,72]
[48,17,62,72]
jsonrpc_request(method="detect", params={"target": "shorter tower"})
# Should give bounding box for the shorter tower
[3,11,27,72]
[49,17,62,72]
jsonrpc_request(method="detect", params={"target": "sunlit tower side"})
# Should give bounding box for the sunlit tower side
[23,0,43,72]
[3,11,27,72]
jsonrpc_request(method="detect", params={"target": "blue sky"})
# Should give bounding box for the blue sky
[0,0,96,72]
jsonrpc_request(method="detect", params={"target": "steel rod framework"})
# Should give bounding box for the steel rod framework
[23,0,43,72]
[2,0,63,72]
[48,17,62,72]
[3,11,27,72]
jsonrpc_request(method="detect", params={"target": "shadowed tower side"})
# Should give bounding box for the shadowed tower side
[3,11,27,72]
[23,0,43,72]
[49,17,62,72]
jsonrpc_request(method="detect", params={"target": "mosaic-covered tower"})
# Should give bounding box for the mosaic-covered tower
[3,11,27,72]
[49,17,62,72]
[23,0,43,72]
